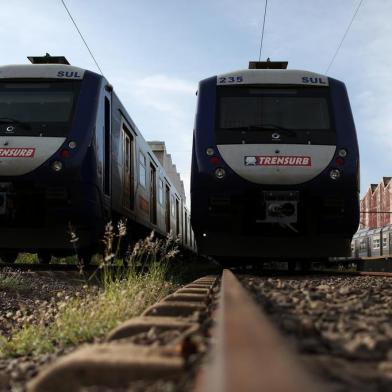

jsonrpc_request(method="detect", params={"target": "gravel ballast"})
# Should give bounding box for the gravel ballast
[242,274,392,391]
[0,269,89,391]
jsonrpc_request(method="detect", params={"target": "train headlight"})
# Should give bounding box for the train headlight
[338,149,347,157]
[51,161,63,172]
[330,169,341,180]
[68,141,77,149]
[214,167,226,179]
[206,147,215,156]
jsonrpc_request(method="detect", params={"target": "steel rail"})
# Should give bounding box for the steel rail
[0,263,125,272]
[195,269,323,392]
[0,263,84,271]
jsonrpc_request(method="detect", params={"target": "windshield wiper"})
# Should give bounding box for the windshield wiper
[0,117,31,130]
[224,124,296,137]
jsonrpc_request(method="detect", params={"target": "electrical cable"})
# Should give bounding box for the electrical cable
[60,0,104,75]
[325,0,364,74]
[258,0,268,61]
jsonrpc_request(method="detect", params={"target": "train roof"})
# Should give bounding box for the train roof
[0,64,89,80]
[216,69,329,86]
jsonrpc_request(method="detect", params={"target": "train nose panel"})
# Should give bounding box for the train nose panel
[217,144,336,185]
[0,136,66,176]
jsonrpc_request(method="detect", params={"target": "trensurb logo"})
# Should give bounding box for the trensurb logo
[245,156,312,167]
[245,156,257,166]
[0,148,35,158]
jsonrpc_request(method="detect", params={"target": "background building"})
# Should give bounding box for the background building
[360,177,392,229]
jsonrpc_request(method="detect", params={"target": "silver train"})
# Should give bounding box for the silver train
[351,226,392,258]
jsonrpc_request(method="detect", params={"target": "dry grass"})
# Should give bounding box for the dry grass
[0,225,180,358]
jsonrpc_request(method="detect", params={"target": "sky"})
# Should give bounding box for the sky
[1,0,391,204]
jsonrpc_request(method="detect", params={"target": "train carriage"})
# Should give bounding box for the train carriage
[352,229,369,258]
[352,224,392,258]
[381,225,392,256]
[191,61,360,262]
[0,55,194,263]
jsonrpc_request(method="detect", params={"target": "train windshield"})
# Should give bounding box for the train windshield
[216,86,334,145]
[0,81,81,137]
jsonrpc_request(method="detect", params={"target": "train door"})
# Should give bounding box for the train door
[175,198,180,237]
[103,96,111,198]
[389,231,392,256]
[384,231,388,256]
[165,185,171,232]
[122,125,134,210]
[354,239,359,258]
[184,211,188,245]
[150,164,157,224]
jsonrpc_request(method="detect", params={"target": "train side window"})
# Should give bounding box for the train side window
[383,237,387,248]
[139,152,146,187]
[158,179,164,205]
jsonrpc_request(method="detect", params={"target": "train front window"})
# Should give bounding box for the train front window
[216,86,334,145]
[0,81,81,137]
[219,87,331,130]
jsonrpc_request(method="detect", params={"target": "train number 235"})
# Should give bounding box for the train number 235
[219,76,243,84]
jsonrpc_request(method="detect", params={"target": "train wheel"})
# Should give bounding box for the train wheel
[0,252,19,263]
[37,252,52,264]
[299,260,311,272]
[78,248,92,266]
[287,261,296,272]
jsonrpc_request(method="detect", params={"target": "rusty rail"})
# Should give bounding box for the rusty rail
[195,269,322,392]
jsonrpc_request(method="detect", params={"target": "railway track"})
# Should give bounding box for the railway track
[2,260,392,277]
[0,263,116,272]
[21,267,392,391]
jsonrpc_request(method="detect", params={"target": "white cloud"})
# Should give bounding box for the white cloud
[112,73,196,204]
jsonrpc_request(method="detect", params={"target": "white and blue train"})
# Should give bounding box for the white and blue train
[191,61,360,263]
[0,55,195,263]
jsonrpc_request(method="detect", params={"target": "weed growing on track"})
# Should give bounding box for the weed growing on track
[0,228,179,358]
[0,269,32,293]
[14,253,37,264]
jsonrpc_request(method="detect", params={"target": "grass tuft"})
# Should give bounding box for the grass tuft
[0,229,179,358]
[0,269,32,293]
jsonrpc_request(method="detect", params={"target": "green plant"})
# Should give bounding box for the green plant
[0,229,180,358]
[0,269,32,293]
